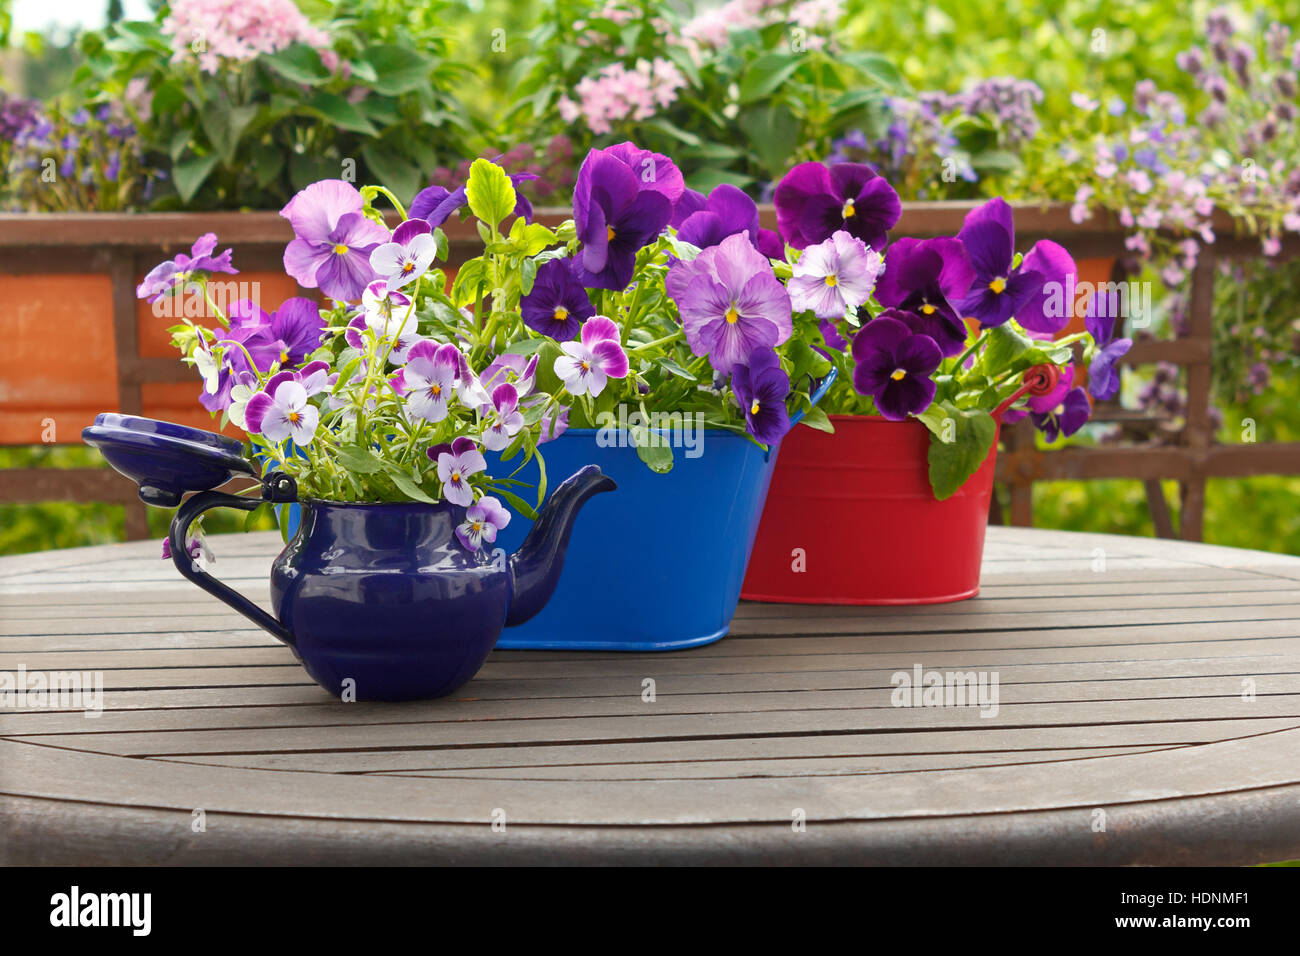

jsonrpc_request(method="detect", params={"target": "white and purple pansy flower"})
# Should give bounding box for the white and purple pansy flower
[358,279,413,337]
[136,232,237,302]
[554,315,629,397]
[455,495,511,552]
[481,382,526,451]
[436,437,486,507]
[368,218,439,291]
[786,229,884,320]
[392,340,462,423]
[244,379,320,445]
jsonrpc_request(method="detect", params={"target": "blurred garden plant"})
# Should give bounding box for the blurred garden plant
[503,0,906,193]
[68,0,475,209]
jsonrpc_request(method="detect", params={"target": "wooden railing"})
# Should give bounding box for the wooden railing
[1,203,1296,541]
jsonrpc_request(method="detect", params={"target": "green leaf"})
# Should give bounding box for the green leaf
[738,52,802,103]
[335,445,385,474]
[838,51,905,90]
[364,44,436,96]
[658,358,697,381]
[925,403,997,501]
[200,105,259,165]
[244,501,273,532]
[737,104,798,180]
[501,336,547,357]
[360,143,420,204]
[981,323,1070,379]
[173,153,220,203]
[798,407,834,433]
[486,484,539,521]
[450,257,490,308]
[305,92,378,136]
[630,424,674,474]
[521,257,539,295]
[263,44,331,85]
[385,468,438,504]
[465,157,517,230]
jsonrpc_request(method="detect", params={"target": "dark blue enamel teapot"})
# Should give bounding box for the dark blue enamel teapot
[83,414,615,701]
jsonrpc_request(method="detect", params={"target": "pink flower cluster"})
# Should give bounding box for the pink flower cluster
[558,58,687,135]
[161,0,332,74]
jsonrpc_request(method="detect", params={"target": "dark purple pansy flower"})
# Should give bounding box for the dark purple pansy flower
[409,170,537,227]
[885,306,968,359]
[281,180,390,302]
[519,257,594,340]
[669,188,706,229]
[136,232,238,302]
[850,315,942,420]
[600,141,685,208]
[1030,386,1091,442]
[874,237,974,345]
[731,348,791,445]
[573,144,677,290]
[774,161,901,251]
[756,228,786,262]
[675,183,759,249]
[1084,290,1132,400]
[954,198,1075,331]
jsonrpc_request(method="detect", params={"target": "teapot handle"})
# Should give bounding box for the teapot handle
[168,475,298,648]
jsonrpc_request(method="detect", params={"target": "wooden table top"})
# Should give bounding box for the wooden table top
[2,526,1299,866]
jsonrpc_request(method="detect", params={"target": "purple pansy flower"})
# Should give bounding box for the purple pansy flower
[554,315,629,397]
[244,379,320,445]
[455,495,511,552]
[136,232,237,302]
[228,297,327,371]
[873,236,974,347]
[851,315,942,420]
[601,141,686,208]
[1084,290,1133,401]
[787,230,884,319]
[573,144,677,290]
[480,353,540,401]
[520,257,595,340]
[756,228,786,262]
[393,341,462,423]
[675,183,759,250]
[281,180,390,301]
[437,437,486,507]
[774,161,901,251]
[731,348,791,445]
[1031,387,1091,442]
[954,198,1076,332]
[368,218,438,291]
[666,233,793,373]
[669,188,706,229]
[481,383,526,451]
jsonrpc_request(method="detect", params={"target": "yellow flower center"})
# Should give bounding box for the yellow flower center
[750,400,760,415]
[280,349,290,363]
[430,383,442,397]
[989,276,1007,294]
[841,198,856,219]
[471,521,483,533]
[554,306,569,321]
[607,225,616,241]
[921,303,936,315]
[287,410,301,423]
[402,261,415,273]
[824,274,838,287]
[725,306,739,324]
[333,244,348,255]
[451,470,461,483]
[891,369,907,381]
[580,359,592,372]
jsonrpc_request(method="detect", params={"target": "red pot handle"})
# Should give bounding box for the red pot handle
[993,364,1060,422]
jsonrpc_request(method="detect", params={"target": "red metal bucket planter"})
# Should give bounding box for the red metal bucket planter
[740,415,1000,605]
[741,368,1057,606]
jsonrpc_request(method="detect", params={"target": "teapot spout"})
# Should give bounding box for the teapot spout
[505,465,616,627]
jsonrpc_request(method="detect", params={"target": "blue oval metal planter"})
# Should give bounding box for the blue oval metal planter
[487,371,836,652]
